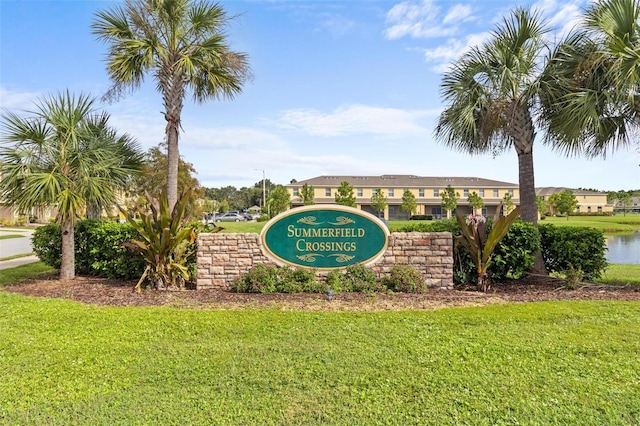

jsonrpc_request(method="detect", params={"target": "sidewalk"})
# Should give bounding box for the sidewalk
[0,255,40,271]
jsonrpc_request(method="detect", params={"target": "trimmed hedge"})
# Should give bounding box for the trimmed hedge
[32,221,146,279]
[539,224,608,280]
[399,219,607,283]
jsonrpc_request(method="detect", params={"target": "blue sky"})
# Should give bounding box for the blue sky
[1,0,639,191]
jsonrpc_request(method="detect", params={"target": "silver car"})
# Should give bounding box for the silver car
[217,212,246,222]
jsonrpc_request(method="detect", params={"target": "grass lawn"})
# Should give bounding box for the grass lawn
[540,215,640,233]
[597,264,640,285]
[0,292,638,425]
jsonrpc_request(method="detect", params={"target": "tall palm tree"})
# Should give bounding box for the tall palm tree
[435,7,549,227]
[541,0,640,157]
[0,91,143,279]
[92,0,251,211]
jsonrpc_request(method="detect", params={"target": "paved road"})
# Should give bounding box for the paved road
[0,229,39,271]
[0,228,35,258]
[0,255,40,271]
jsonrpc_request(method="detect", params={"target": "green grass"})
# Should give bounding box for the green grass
[541,215,640,233]
[0,295,638,424]
[597,264,640,285]
[0,262,55,286]
[216,221,265,233]
[0,234,25,240]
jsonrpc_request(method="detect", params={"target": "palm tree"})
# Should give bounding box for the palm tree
[0,91,143,279]
[92,0,251,211]
[435,7,549,226]
[541,0,640,157]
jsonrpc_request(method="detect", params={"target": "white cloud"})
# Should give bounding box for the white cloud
[273,104,437,137]
[384,0,455,39]
[0,87,43,111]
[421,31,491,72]
[443,4,474,25]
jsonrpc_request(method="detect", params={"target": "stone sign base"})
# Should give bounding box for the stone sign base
[197,232,453,290]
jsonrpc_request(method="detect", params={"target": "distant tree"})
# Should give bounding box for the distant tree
[300,183,315,205]
[130,144,204,217]
[440,185,459,219]
[370,188,388,218]
[467,191,484,215]
[266,185,290,217]
[335,181,356,207]
[536,196,549,218]
[502,193,515,215]
[617,192,632,216]
[400,190,418,217]
[551,190,578,220]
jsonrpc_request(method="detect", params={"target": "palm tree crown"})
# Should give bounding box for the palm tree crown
[436,7,549,225]
[541,0,640,158]
[93,0,251,210]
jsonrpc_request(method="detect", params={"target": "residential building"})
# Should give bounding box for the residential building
[613,196,640,214]
[286,175,520,220]
[536,187,614,214]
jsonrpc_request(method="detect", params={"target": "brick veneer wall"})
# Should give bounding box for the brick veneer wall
[196,232,453,290]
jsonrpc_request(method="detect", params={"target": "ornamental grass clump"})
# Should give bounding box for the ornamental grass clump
[456,205,520,292]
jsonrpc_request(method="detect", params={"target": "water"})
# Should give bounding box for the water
[605,233,640,264]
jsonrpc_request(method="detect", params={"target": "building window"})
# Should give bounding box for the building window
[598,206,602,212]
[588,206,592,212]
[479,189,484,197]
[508,188,514,196]
[463,189,469,197]
[433,189,440,197]
[419,188,425,197]
[493,189,499,197]
[482,207,487,216]
[325,188,331,197]
[388,188,394,197]
[293,188,299,196]
[357,188,363,197]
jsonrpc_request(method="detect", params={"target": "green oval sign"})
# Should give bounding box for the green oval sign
[260,205,389,270]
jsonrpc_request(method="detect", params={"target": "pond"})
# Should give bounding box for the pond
[605,233,640,264]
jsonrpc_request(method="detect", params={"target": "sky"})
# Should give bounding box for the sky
[1,0,639,192]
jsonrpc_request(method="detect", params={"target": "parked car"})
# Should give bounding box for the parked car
[217,212,247,222]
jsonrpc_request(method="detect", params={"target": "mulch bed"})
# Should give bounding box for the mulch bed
[4,273,640,311]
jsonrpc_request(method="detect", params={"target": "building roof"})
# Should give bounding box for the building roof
[289,175,518,188]
[535,187,608,197]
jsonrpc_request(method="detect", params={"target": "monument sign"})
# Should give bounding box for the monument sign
[260,205,389,270]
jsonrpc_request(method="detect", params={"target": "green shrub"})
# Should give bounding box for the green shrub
[231,264,279,293]
[381,265,427,293]
[341,264,385,293]
[539,224,608,280]
[281,267,324,293]
[32,223,63,269]
[232,265,324,294]
[32,221,146,279]
[491,220,540,280]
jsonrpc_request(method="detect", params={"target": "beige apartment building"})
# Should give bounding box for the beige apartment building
[536,187,614,214]
[287,175,520,220]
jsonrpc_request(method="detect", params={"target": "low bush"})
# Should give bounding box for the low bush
[231,265,325,294]
[409,215,432,220]
[32,220,154,280]
[539,224,608,280]
[381,265,427,293]
[491,220,540,280]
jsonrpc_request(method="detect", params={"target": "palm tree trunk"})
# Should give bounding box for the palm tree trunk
[60,218,75,280]
[512,104,547,275]
[163,72,186,212]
